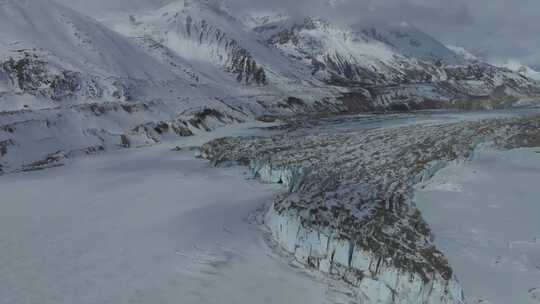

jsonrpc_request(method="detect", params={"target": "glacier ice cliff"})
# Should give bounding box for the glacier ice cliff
[201,114,540,303]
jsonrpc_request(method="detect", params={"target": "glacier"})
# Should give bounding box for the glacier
[201,111,540,304]
[1,0,540,303]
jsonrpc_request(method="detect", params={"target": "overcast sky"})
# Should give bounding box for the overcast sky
[227,0,540,68]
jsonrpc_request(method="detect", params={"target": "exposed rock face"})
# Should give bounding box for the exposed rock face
[3,52,81,100]
[1,52,131,102]
[183,18,267,85]
[0,101,241,173]
[200,114,540,303]
[126,0,268,86]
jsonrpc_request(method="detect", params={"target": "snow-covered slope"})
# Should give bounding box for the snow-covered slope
[254,16,416,84]
[446,45,479,62]
[0,0,176,80]
[0,0,213,112]
[2,0,538,112]
[1,0,540,173]
[496,60,540,81]
[417,148,540,304]
[252,14,540,109]
[253,15,468,84]
[0,0,242,172]
[104,0,337,97]
[361,23,467,65]
[0,0,324,173]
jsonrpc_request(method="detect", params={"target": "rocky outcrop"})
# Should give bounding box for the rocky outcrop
[3,52,81,100]
[1,52,131,101]
[200,114,540,303]
[185,18,267,85]
[127,1,268,86]
[0,101,242,173]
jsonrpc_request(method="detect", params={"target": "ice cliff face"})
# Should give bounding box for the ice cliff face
[200,114,540,303]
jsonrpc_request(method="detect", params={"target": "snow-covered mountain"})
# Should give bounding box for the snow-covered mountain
[361,23,468,65]
[0,0,177,107]
[1,0,540,173]
[0,0,326,173]
[495,60,540,81]
[3,0,538,111]
[253,14,539,110]
[445,45,479,62]
[2,1,540,303]
[109,0,272,87]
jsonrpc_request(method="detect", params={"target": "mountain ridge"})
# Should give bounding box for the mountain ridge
[1,0,539,173]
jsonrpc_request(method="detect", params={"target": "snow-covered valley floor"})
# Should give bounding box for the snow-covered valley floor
[0,124,335,304]
[416,149,540,304]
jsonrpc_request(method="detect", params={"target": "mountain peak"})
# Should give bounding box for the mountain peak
[358,23,467,65]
